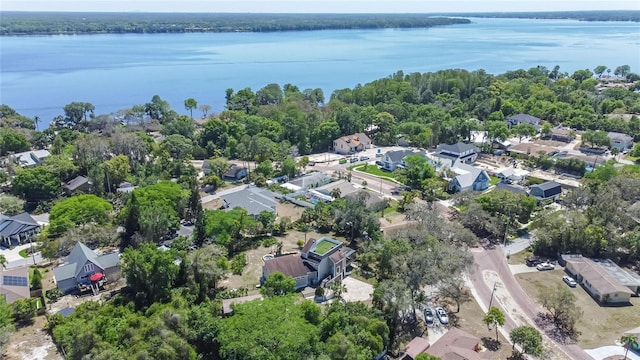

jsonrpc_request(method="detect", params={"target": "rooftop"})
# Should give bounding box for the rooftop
[313,238,341,256]
[220,186,278,216]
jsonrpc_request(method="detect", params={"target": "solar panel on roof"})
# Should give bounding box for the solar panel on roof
[3,276,28,287]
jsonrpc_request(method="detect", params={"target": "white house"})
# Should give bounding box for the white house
[433,142,478,167]
[607,132,633,152]
[565,257,638,304]
[381,149,414,171]
[333,133,371,155]
[10,149,50,168]
[447,163,490,193]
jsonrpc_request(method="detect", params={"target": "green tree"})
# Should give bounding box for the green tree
[198,104,211,118]
[280,157,299,179]
[593,65,607,78]
[11,166,61,202]
[121,243,179,308]
[0,195,24,216]
[189,245,228,302]
[104,154,131,191]
[49,194,113,236]
[415,354,442,360]
[30,268,43,290]
[510,326,543,356]
[43,154,78,182]
[483,306,506,341]
[261,272,296,296]
[621,333,639,360]
[511,123,538,142]
[11,298,36,324]
[255,160,274,178]
[539,285,583,339]
[485,120,511,145]
[184,98,197,119]
[0,128,30,156]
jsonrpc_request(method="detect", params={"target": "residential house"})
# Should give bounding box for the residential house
[261,237,355,290]
[0,213,40,247]
[380,149,414,171]
[223,164,248,181]
[220,186,278,217]
[0,266,30,304]
[62,175,92,196]
[550,128,576,142]
[399,337,430,360]
[447,163,490,193]
[426,328,487,360]
[434,142,478,167]
[506,113,541,130]
[10,149,51,168]
[607,132,633,152]
[53,242,120,294]
[285,172,332,191]
[529,181,562,201]
[495,167,517,182]
[565,257,638,304]
[333,133,371,155]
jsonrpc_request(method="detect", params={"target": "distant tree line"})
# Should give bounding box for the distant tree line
[439,10,640,22]
[0,13,470,35]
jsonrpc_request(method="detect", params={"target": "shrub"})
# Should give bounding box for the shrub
[296,240,305,248]
[46,288,63,303]
[230,253,247,275]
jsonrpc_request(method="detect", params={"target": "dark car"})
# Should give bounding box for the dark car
[375,160,384,166]
[391,186,411,195]
[424,308,435,325]
[526,257,543,267]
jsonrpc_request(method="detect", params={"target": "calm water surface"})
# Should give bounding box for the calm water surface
[1,17,639,121]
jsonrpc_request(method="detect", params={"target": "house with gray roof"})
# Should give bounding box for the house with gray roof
[381,149,414,171]
[434,142,478,167]
[285,172,332,191]
[62,175,92,196]
[607,132,633,151]
[223,164,248,181]
[0,212,40,247]
[220,186,278,217]
[10,149,50,168]
[495,182,528,195]
[506,113,542,130]
[53,242,120,294]
[447,163,490,193]
[529,181,562,201]
[565,256,639,304]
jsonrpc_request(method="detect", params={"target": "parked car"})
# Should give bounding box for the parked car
[424,308,434,325]
[526,257,543,267]
[536,262,555,271]
[349,157,359,163]
[359,156,370,161]
[563,275,577,287]
[435,307,449,324]
[375,152,383,157]
[391,186,411,195]
[375,160,384,166]
[308,161,316,166]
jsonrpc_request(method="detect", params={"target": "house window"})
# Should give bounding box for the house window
[84,263,94,273]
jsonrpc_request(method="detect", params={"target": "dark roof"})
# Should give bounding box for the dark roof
[63,176,89,191]
[264,254,309,278]
[436,142,476,155]
[507,113,541,125]
[224,164,246,178]
[0,213,39,238]
[58,307,75,317]
[608,131,633,141]
[495,183,528,195]
[534,181,561,192]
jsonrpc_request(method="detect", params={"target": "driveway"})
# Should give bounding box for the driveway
[469,247,591,360]
[586,345,640,360]
[341,277,373,303]
[1,243,43,268]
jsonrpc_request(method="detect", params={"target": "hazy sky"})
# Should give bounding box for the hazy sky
[2,0,639,13]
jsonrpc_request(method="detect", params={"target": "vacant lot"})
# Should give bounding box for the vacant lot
[515,269,640,349]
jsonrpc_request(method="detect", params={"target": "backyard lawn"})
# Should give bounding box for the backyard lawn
[515,269,640,349]
[489,176,500,186]
[351,164,401,182]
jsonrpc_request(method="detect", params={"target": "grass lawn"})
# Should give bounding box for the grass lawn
[515,269,640,349]
[489,176,501,186]
[376,200,399,217]
[18,249,29,258]
[314,239,338,255]
[352,164,400,182]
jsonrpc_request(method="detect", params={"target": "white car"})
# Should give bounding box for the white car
[536,262,555,271]
[563,275,577,287]
[435,307,449,324]
[424,308,434,324]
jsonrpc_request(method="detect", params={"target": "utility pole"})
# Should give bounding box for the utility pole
[488,282,498,308]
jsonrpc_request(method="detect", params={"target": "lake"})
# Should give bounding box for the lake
[1,17,639,122]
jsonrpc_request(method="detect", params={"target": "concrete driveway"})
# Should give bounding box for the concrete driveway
[342,277,373,303]
[0,243,43,269]
[586,345,640,360]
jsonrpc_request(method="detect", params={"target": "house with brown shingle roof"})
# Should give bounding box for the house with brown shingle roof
[426,327,488,360]
[261,237,355,290]
[333,133,371,155]
[566,257,635,304]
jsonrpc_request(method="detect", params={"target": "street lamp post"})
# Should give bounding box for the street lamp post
[488,282,498,308]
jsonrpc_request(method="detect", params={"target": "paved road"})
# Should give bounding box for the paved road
[469,247,592,360]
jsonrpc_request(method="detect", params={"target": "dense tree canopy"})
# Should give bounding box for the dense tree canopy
[49,194,113,236]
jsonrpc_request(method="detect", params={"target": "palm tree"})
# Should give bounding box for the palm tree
[0,254,6,269]
[621,334,639,360]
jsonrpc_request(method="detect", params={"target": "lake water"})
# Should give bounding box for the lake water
[1,17,639,122]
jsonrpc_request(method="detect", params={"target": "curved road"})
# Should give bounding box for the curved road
[469,247,592,360]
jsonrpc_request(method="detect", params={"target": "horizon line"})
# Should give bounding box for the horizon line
[2,9,638,14]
